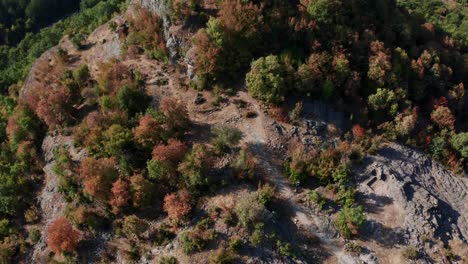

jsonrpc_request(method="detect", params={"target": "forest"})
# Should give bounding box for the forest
[0,0,466,263]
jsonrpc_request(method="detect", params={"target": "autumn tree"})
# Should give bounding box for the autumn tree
[367,41,393,88]
[451,133,468,159]
[133,113,165,149]
[109,178,130,214]
[431,106,455,129]
[160,97,190,135]
[80,157,119,202]
[26,85,74,129]
[152,138,188,164]
[47,218,81,254]
[163,189,192,221]
[148,139,188,184]
[352,124,365,139]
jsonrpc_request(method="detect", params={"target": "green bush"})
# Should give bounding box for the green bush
[334,206,366,238]
[250,223,264,246]
[402,246,418,260]
[308,190,326,211]
[122,215,149,238]
[180,230,207,254]
[451,132,468,159]
[235,192,268,228]
[209,248,237,264]
[159,256,178,264]
[211,125,243,152]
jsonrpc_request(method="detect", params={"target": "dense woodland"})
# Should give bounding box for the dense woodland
[0,0,466,262]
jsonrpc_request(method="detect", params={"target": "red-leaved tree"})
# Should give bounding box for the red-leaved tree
[163,189,191,221]
[152,138,188,165]
[47,218,81,254]
[109,178,130,213]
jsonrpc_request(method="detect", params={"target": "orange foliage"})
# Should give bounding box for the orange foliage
[80,157,118,202]
[192,30,220,78]
[152,138,188,164]
[163,189,192,221]
[431,106,455,129]
[26,85,73,129]
[109,178,130,212]
[160,97,190,133]
[352,124,365,138]
[47,218,81,254]
[218,0,264,36]
[133,114,164,148]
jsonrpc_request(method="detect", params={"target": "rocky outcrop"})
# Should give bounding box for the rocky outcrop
[355,143,468,260]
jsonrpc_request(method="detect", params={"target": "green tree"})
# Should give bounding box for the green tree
[451,133,468,159]
[246,55,288,104]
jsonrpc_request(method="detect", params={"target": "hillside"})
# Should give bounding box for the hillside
[0,0,466,263]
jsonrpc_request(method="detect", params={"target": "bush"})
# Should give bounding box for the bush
[122,215,148,238]
[159,256,179,264]
[180,230,207,254]
[249,223,264,246]
[246,55,289,104]
[334,206,365,238]
[209,248,237,264]
[235,192,269,228]
[232,148,256,180]
[28,228,41,243]
[402,246,418,260]
[228,237,242,252]
[211,125,243,152]
[308,190,326,211]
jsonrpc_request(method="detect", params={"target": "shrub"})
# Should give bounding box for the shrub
[232,148,256,180]
[47,218,81,254]
[250,223,264,246]
[334,206,365,238]
[402,246,418,260]
[159,256,179,264]
[451,133,468,158]
[276,240,295,258]
[163,190,192,221]
[235,192,268,228]
[122,215,148,238]
[24,205,40,223]
[209,248,237,264]
[308,190,326,211]
[180,229,209,254]
[211,125,243,152]
[246,55,289,104]
[28,228,41,243]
